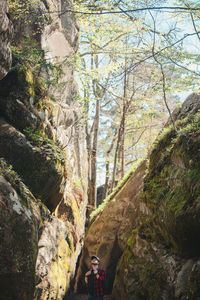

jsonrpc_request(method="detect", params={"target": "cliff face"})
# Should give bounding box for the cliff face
[0,1,87,299]
[75,94,200,299]
[0,0,13,79]
[113,94,200,300]
[0,159,41,299]
[75,160,147,294]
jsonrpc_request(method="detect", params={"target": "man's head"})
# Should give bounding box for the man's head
[91,255,100,269]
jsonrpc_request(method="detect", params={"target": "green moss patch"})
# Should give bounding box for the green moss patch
[127,229,137,250]
[0,158,35,209]
[23,127,65,164]
[137,262,165,300]
[140,109,200,255]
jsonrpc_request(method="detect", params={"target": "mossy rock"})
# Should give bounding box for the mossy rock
[141,109,200,256]
[0,160,41,300]
[112,97,200,299]
[0,66,41,131]
[113,241,168,300]
[0,120,65,211]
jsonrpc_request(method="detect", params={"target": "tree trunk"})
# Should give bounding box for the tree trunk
[87,55,101,212]
[87,55,112,213]
[111,122,122,191]
[102,132,117,199]
[89,97,100,210]
[120,58,127,179]
[111,46,128,189]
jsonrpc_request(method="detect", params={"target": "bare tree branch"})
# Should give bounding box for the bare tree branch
[188,6,200,43]
[149,10,177,131]
[168,56,200,76]
[56,6,200,17]
[125,129,146,150]
[126,30,200,75]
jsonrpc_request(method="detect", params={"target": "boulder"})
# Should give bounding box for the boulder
[0,159,40,300]
[0,118,65,210]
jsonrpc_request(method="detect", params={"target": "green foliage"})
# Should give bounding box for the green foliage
[0,159,21,185]
[11,37,64,94]
[74,0,200,191]
[11,39,44,67]
[178,113,200,136]
[150,109,200,158]
[23,127,65,163]
[8,0,50,30]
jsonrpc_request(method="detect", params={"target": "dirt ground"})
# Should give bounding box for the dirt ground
[65,294,112,300]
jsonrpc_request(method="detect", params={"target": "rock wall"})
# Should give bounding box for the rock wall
[112,94,200,300]
[75,160,147,294]
[75,94,200,300]
[0,0,13,79]
[0,159,42,300]
[0,1,87,299]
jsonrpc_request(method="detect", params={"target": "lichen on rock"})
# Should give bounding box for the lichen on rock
[0,0,87,299]
[112,94,200,300]
[0,158,41,300]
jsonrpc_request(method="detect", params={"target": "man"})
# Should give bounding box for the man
[85,255,105,300]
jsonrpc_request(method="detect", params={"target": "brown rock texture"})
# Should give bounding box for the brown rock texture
[75,93,200,300]
[75,160,147,294]
[112,94,200,300]
[0,1,87,299]
[0,0,13,79]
